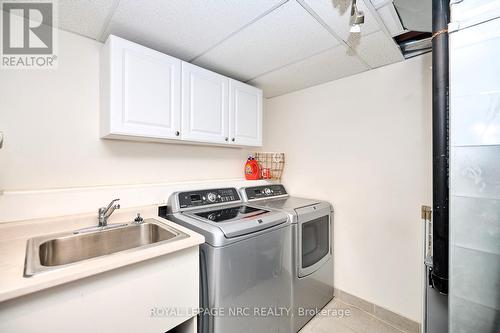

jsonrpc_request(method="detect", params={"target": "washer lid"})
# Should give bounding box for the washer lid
[185,205,287,238]
[240,185,323,210]
[193,205,268,223]
[253,196,322,211]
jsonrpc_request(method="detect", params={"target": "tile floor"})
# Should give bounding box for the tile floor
[299,299,405,333]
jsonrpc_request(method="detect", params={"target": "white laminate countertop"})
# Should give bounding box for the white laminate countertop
[0,205,204,303]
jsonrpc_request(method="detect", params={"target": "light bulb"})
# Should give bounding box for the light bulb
[350,24,361,33]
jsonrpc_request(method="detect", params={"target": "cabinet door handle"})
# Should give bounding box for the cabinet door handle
[225,137,229,142]
[231,138,235,142]
[175,131,180,136]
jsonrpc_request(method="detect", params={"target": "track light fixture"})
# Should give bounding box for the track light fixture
[349,0,365,33]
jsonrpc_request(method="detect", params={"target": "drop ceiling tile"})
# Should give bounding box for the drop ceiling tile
[192,0,340,81]
[301,0,380,42]
[394,0,432,32]
[369,0,393,10]
[349,30,403,68]
[376,3,405,36]
[249,44,369,98]
[57,0,118,39]
[104,0,285,61]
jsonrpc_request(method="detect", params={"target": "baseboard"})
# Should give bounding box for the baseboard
[334,288,421,333]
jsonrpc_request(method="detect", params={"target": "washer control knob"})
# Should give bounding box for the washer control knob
[264,188,272,195]
[207,192,217,203]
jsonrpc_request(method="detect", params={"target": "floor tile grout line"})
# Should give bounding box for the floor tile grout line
[301,298,413,333]
[334,298,411,333]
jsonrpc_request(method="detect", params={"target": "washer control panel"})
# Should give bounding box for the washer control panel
[178,188,240,208]
[244,185,287,200]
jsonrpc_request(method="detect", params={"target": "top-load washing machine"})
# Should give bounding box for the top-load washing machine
[161,187,292,333]
[240,184,334,332]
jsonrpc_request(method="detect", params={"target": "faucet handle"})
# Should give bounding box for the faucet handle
[98,198,121,227]
[105,198,120,211]
[134,213,144,224]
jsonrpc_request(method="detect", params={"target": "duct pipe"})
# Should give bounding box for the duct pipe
[431,0,449,295]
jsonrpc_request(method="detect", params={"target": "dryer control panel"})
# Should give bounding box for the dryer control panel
[244,184,287,200]
[178,188,240,208]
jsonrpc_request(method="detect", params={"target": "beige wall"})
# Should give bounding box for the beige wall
[263,54,432,322]
[0,29,251,192]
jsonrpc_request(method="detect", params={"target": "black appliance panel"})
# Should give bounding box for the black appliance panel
[245,185,287,200]
[178,188,240,208]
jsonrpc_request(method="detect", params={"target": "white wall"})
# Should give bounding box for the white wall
[263,54,432,322]
[0,29,252,193]
[0,27,431,321]
[0,29,258,222]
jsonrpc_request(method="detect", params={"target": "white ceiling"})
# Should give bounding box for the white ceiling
[55,0,405,98]
[192,1,341,82]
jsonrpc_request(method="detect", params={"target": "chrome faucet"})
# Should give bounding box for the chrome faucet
[98,199,120,227]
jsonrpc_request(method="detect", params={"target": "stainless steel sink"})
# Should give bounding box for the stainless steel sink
[24,219,189,276]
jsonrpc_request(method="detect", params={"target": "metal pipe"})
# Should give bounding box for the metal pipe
[431,0,449,295]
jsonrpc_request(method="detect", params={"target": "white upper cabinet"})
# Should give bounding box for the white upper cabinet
[230,80,263,147]
[100,35,262,147]
[100,35,181,140]
[181,62,229,144]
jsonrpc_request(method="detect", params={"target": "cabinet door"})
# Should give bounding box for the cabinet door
[181,62,229,144]
[229,80,263,146]
[101,35,181,139]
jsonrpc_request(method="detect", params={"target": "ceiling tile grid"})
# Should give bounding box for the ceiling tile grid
[249,44,369,98]
[103,0,287,61]
[347,30,404,68]
[375,3,406,36]
[54,0,405,98]
[56,0,118,39]
[300,0,380,41]
[191,0,341,82]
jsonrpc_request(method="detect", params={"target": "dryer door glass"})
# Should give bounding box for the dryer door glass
[301,215,329,269]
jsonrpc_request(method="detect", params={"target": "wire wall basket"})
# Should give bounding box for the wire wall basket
[254,152,285,181]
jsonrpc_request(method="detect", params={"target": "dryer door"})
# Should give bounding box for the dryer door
[296,202,332,277]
